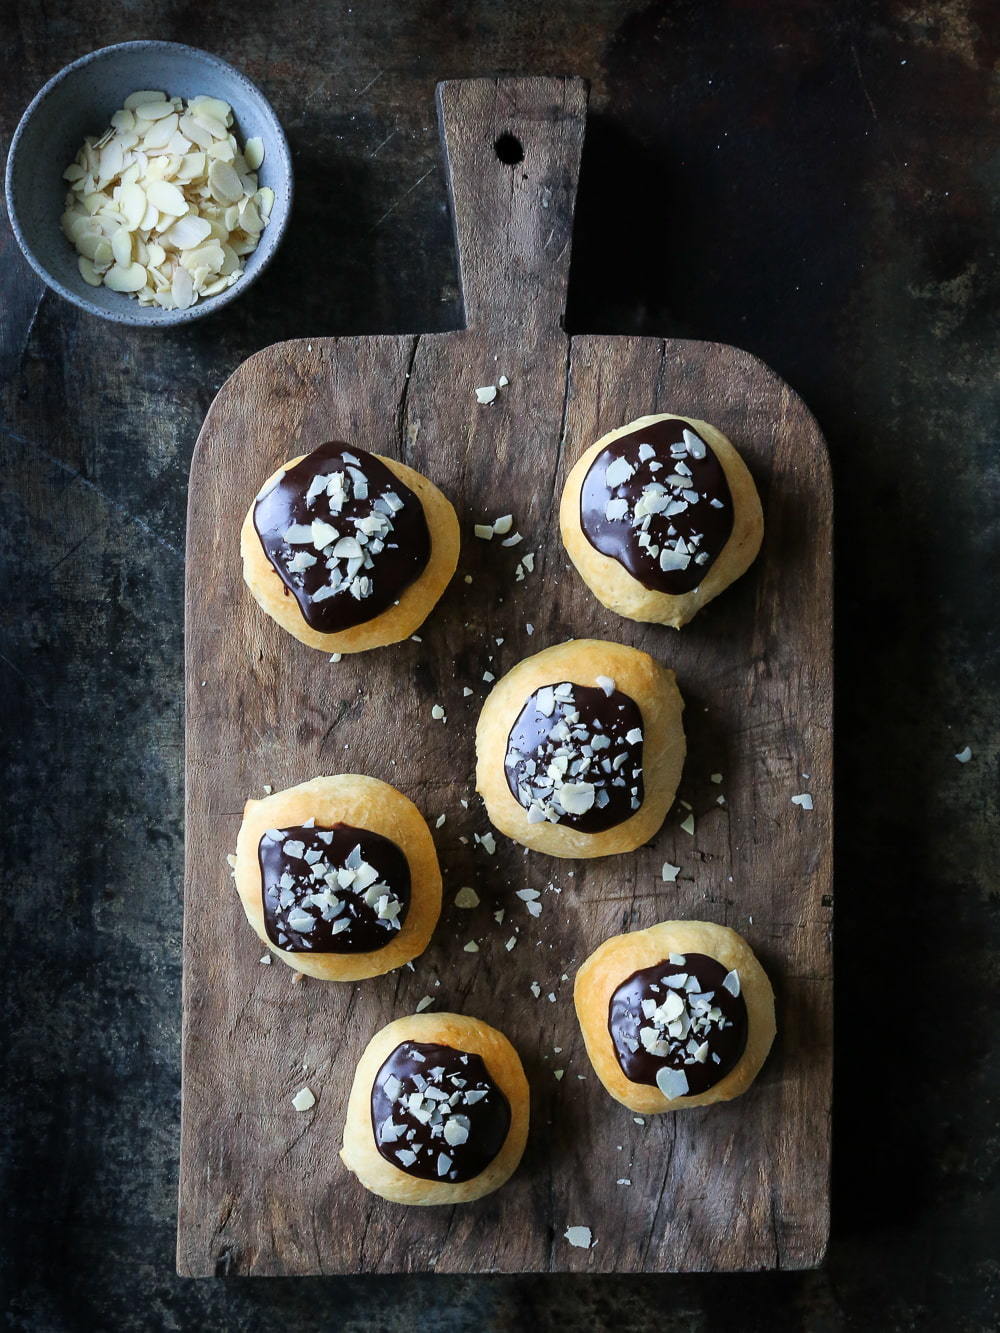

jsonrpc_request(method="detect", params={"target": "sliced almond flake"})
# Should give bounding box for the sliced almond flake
[790,793,813,810]
[554,1068,564,1080]
[244,137,265,170]
[505,935,517,951]
[475,385,497,404]
[710,772,723,784]
[454,886,479,909]
[431,704,446,722]
[564,1226,593,1250]
[661,862,680,882]
[656,1067,690,1099]
[595,675,615,696]
[415,996,434,1012]
[474,523,494,540]
[955,746,973,763]
[435,814,446,828]
[291,1086,316,1112]
[259,954,272,965]
[463,940,479,953]
[680,813,696,836]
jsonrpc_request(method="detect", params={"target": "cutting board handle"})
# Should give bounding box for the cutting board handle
[436,77,588,333]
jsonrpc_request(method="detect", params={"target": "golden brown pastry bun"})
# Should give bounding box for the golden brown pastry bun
[560,414,763,628]
[574,920,775,1113]
[233,775,441,981]
[475,638,685,858]
[242,441,459,653]
[340,1013,530,1205]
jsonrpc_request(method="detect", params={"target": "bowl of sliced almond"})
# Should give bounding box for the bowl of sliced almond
[4,40,292,325]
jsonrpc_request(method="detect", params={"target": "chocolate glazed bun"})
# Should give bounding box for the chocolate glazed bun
[340,1013,530,1205]
[475,638,685,859]
[233,775,442,981]
[241,441,460,653]
[560,414,763,629]
[575,920,776,1113]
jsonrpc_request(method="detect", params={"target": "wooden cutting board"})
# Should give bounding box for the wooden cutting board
[178,76,832,1276]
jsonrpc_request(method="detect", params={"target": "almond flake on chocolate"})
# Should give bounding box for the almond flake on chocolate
[791,793,813,810]
[680,813,695,836]
[655,1066,689,1099]
[564,1226,593,1250]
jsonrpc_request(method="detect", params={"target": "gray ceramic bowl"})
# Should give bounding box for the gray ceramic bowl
[4,40,292,326]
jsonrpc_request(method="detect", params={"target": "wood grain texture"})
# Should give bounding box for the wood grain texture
[179,76,832,1276]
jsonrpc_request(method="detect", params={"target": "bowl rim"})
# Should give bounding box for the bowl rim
[3,38,293,326]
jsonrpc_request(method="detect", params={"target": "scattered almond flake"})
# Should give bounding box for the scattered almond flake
[464,574,473,584]
[461,799,469,809]
[454,886,480,909]
[463,940,480,953]
[633,1117,645,1125]
[716,794,726,806]
[722,969,741,997]
[680,813,696,836]
[710,772,723,784]
[495,636,504,646]
[262,784,273,794]
[505,935,517,951]
[554,1069,565,1080]
[679,799,692,811]
[526,900,542,918]
[501,532,523,547]
[955,745,973,763]
[526,623,534,635]
[498,374,509,387]
[411,634,422,642]
[483,671,495,683]
[329,653,342,663]
[474,523,494,540]
[475,385,497,404]
[616,1178,632,1186]
[435,814,446,828]
[462,686,473,697]
[226,853,237,869]
[478,831,497,855]
[494,908,505,924]
[431,704,447,722]
[415,995,434,1012]
[530,981,541,998]
[564,1226,593,1250]
[791,793,813,810]
[516,889,540,901]
[492,514,514,535]
[595,674,615,696]
[259,953,272,965]
[60,91,271,309]
[547,992,557,1003]
[661,861,680,882]
[291,1086,315,1112]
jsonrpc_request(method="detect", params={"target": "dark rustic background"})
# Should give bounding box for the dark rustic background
[1,1,997,1330]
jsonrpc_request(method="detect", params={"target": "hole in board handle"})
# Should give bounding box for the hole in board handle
[494,132,524,166]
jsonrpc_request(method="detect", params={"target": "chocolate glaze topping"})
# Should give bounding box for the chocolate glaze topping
[504,678,644,834]
[259,821,410,954]
[370,1040,511,1182]
[609,953,748,1097]
[253,442,430,634]
[580,418,734,595]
